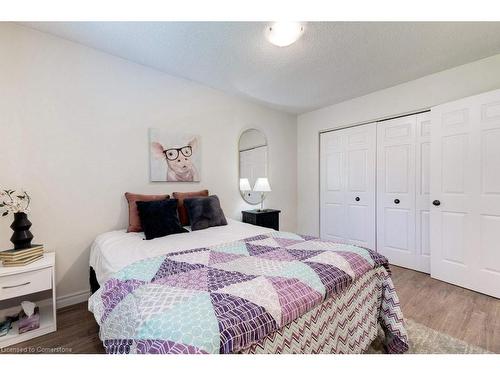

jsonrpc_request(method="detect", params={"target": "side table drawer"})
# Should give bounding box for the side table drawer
[242,212,257,225]
[0,267,52,300]
[257,212,279,230]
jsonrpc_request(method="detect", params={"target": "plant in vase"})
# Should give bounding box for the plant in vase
[0,189,34,250]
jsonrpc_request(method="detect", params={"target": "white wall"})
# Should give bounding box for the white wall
[0,23,297,302]
[297,53,500,236]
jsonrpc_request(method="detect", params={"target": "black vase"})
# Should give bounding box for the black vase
[10,212,34,250]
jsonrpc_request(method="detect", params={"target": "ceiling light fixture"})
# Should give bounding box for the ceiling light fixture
[266,22,304,47]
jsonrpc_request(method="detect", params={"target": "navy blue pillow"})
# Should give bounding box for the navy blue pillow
[136,199,188,240]
[183,195,228,231]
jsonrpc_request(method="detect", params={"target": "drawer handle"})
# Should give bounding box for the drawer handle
[2,281,31,289]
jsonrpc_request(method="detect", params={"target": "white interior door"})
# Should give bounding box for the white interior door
[376,115,417,269]
[431,89,500,298]
[320,123,376,249]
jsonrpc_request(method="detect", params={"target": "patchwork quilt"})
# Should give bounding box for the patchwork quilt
[88,231,408,354]
[241,268,392,354]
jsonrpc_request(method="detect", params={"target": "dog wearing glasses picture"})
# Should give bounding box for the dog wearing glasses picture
[149,129,200,182]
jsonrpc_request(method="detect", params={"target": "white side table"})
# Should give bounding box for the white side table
[0,252,56,348]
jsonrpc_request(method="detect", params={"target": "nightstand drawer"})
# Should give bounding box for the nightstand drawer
[242,209,281,231]
[0,267,52,300]
[242,212,258,225]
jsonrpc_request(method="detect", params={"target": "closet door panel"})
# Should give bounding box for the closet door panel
[320,124,376,249]
[480,215,500,273]
[481,129,500,194]
[344,124,376,248]
[347,149,367,191]
[347,205,368,243]
[320,131,346,243]
[419,211,431,256]
[376,115,417,269]
[385,144,411,193]
[415,112,431,272]
[326,153,342,191]
[477,92,500,296]
[383,207,410,250]
[323,203,346,241]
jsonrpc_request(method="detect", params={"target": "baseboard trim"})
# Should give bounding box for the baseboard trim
[56,289,90,309]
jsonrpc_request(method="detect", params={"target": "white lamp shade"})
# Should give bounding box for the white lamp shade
[253,177,271,192]
[239,178,252,191]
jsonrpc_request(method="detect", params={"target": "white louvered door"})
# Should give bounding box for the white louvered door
[320,124,376,249]
[430,89,500,298]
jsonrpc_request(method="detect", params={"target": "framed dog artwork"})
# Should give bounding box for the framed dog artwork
[149,128,201,182]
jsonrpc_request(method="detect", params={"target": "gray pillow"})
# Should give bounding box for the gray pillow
[183,195,228,231]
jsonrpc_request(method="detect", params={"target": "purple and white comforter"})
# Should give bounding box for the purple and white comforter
[88,231,408,354]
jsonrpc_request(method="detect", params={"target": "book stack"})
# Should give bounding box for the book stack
[0,245,44,267]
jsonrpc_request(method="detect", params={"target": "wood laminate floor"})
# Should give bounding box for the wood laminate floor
[2,265,499,354]
[390,265,499,353]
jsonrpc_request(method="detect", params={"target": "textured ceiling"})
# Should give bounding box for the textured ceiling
[21,22,500,114]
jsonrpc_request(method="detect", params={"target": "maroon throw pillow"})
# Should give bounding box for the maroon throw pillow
[172,190,209,226]
[125,192,170,232]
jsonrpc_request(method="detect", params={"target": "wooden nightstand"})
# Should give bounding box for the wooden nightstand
[242,209,281,231]
[0,252,56,348]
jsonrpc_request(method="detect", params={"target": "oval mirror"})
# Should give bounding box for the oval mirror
[238,129,268,205]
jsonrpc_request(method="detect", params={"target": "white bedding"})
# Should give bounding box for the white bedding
[89,219,274,284]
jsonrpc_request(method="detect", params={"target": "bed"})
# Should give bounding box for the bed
[88,219,408,354]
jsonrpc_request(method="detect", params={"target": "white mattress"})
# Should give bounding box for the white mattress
[89,219,274,284]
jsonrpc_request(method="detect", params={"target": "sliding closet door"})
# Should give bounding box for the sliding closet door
[376,115,417,269]
[431,89,500,298]
[320,124,376,249]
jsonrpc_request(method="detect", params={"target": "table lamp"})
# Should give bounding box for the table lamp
[253,177,271,211]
